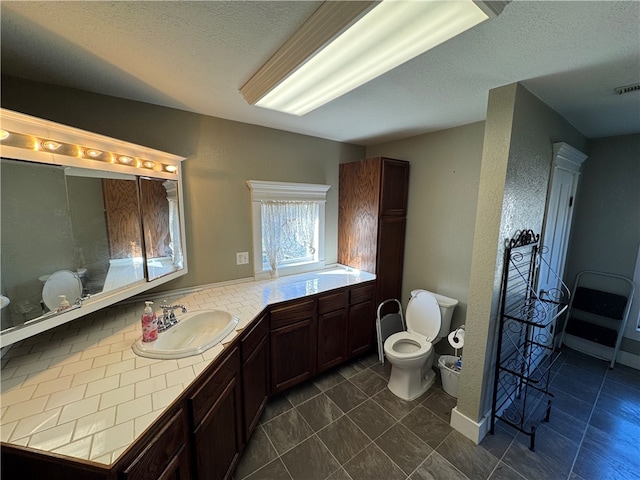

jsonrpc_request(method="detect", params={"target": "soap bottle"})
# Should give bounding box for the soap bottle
[141,301,158,343]
[57,295,70,312]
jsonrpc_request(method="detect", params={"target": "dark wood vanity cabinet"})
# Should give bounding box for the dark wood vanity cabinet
[269,282,376,392]
[339,157,409,306]
[121,409,190,480]
[240,311,270,440]
[348,283,376,357]
[317,291,349,372]
[189,347,242,480]
[270,299,317,394]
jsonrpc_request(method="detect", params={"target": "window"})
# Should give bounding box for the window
[247,180,330,279]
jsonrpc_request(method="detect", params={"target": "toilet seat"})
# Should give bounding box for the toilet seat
[405,290,441,340]
[385,331,432,359]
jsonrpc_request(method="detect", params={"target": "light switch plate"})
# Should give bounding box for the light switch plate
[236,252,249,265]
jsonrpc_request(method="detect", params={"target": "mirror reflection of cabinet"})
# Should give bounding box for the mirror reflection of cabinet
[0,108,187,347]
[139,178,184,281]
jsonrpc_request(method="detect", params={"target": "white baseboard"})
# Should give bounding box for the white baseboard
[450,407,491,444]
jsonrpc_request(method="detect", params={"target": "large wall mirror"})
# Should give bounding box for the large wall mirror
[0,108,187,347]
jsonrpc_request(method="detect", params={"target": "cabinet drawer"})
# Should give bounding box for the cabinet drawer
[350,283,375,305]
[122,408,186,480]
[319,291,348,314]
[270,299,316,329]
[240,311,269,363]
[189,347,240,428]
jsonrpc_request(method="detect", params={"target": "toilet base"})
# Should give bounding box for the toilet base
[388,366,436,401]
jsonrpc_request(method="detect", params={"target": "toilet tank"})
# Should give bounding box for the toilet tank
[411,289,458,341]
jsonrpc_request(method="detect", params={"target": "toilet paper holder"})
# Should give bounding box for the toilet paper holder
[448,324,465,357]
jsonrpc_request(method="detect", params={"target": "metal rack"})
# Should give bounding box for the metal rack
[490,230,570,450]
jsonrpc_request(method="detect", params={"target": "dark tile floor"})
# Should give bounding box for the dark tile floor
[234,348,640,480]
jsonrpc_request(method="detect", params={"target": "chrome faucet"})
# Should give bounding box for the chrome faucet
[158,300,187,332]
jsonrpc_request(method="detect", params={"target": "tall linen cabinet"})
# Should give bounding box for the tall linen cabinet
[338,157,410,307]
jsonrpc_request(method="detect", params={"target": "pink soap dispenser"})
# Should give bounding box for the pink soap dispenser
[141,301,158,343]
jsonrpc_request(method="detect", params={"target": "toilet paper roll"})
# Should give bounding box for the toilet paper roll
[448,329,465,349]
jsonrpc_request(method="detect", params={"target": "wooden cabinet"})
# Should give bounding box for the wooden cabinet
[317,291,349,372]
[189,347,242,480]
[348,283,376,357]
[121,409,190,480]
[270,299,317,393]
[240,311,270,440]
[338,157,409,305]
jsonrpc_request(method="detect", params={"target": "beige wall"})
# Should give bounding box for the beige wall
[1,76,366,291]
[459,83,587,422]
[366,122,485,349]
[564,133,640,354]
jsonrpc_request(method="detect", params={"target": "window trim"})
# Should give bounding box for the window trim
[247,180,330,280]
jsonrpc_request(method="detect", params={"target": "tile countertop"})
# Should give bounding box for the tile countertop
[0,267,375,466]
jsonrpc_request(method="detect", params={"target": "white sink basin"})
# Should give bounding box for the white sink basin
[132,309,238,359]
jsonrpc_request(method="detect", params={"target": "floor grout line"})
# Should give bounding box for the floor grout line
[566,362,608,480]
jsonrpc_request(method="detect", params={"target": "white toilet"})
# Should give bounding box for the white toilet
[383,289,458,400]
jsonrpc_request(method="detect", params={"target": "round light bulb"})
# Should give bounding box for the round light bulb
[165,164,178,173]
[0,130,9,140]
[42,140,62,150]
[118,155,134,165]
[85,149,102,158]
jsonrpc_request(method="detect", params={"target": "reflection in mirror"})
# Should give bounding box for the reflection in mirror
[101,176,145,290]
[0,107,186,347]
[0,159,144,332]
[140,178,184,281]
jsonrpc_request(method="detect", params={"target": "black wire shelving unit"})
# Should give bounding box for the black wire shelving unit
[490,229,570,451]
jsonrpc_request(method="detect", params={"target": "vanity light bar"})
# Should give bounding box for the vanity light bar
[0,129,179,174]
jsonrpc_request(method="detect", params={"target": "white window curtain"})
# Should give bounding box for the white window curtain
[261,201,319,278]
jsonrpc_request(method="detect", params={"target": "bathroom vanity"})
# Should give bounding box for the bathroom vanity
[1,271,376,480]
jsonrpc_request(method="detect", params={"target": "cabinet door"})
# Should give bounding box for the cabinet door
[190,349,242,480]
[241,313,270,440]
[121,409,190,480]
[380,158,410,216]
[317,291,349,372]
[337,158,381,274]
[270,319,316,393]
[155,449,191,480]
[348,299,376,358]
[376,216,406,305]
[317,308,349,372]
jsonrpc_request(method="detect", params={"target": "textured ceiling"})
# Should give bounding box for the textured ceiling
[1,1,639,145]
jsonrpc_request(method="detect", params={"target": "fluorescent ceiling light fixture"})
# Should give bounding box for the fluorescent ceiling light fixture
[241,0,505,116]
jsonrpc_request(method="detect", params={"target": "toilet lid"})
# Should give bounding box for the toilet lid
[406,291,441,340]
[42,270,82,311]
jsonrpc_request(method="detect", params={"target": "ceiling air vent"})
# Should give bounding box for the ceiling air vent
[614,83,640,95]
